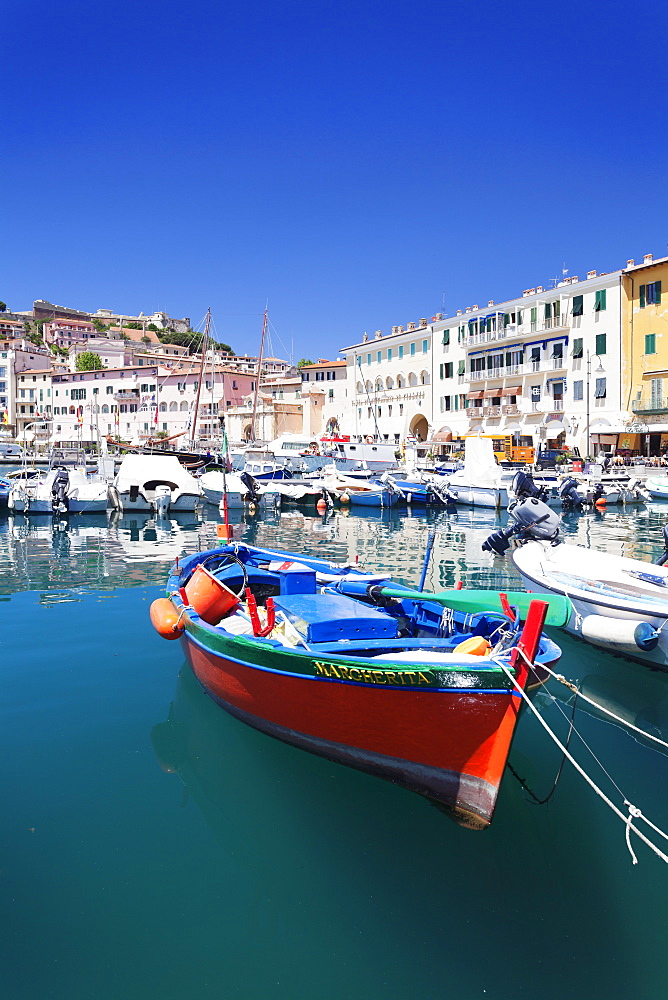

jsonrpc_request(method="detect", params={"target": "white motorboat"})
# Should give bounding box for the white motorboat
[198,470,257,509]
[109,454,202,514]
[483,497,668,668]
[645,476,668,501]
[7,449,109,515]
[441,437,511,509]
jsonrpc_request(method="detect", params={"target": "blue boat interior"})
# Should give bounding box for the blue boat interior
[171,544,533,664]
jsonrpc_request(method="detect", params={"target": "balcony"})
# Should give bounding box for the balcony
[482,405,501,417]
[115,391,139,402]
[502,404,519,415]
[464,319,569,350]
[632,396,668,415]
[467,359,567,382]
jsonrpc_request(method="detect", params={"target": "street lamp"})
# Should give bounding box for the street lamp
[585,351,605,461]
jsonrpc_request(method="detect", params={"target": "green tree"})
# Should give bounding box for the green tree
[91,318,109,332]
[297,358,314,368]
[147,323,159,332]
[0,302,6,312]
[124,322,142,330]
[76,351,103,371]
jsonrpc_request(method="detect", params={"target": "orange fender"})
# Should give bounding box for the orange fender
[150,597,185,640]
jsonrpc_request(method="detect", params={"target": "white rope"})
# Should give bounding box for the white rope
[497,653,668,865]
[543,664,668,752]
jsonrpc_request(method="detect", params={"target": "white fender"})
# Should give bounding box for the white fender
[580,614,659,652]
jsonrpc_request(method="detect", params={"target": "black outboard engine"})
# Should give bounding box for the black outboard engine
[559,476,586,511]
[482,497,562,556]
[512,470,549,503]
[656,525,668,566]
[239,470,261,504]
[51,469,70,515]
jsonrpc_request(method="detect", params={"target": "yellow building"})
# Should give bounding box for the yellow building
[622,254,668,455]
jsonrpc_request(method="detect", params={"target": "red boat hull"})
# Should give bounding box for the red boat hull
[181,635,525,829]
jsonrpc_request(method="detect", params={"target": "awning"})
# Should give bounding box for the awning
[483,388,501,399]
[501,385,521,396]
[466,390,484,400]
[431,429,452,442]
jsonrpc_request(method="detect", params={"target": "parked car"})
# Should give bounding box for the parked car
[533,448,576,471]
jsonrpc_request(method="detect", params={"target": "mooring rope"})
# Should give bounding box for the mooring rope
[541,663,668,752]
[497,652,668,865]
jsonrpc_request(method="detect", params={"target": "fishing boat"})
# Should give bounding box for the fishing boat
[109,454,202,514]
[150,541,565,829]
[483,496,668,668]
[198,470,260,509]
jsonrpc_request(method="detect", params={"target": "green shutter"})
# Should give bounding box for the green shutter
[554,300,560,319]
[572,337,583,358]
[572,295,583,316]
[517,310,522,325]
[595,289,607,312]
[595,333,607,355]
[544,303,551,319]
[454,394,459,411]
[457,360,465,375]
[645,334,656,354]
[439,363,444,379]
[656,281,662,305]
[640,285,646,308]
[503,313,510,327]
[442,329,450,345]
[530,307,537,323]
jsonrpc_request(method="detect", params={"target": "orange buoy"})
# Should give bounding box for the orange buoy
[595,498,607,507]
[184,564,240,624]
[340,492,350,504]
[150,597,185,640]
[453,635,492,657]
[316,498,327,513]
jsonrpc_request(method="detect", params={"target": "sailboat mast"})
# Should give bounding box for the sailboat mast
[249,309,268,443]
[190,308,211,448]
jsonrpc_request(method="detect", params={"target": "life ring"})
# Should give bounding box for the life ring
[366,436,374,444]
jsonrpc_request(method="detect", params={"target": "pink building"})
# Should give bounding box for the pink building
[43,318,96,349]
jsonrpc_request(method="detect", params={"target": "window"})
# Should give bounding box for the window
[442,329,450,346]
[573,380,583,401]
[640,281,662,307]
[531,385,541,401]
[399,403,403,415]
[326,370,335,380]
[387,349,392,362]
[328,388,334,399]
[93,387,99,395]
[572,295,583,316]
[410,343,416,356]
[422,340,428,353]
[645,334,657,354]
[594,378,606,399]
[572,337,583,358]
[315,371,324,381]
[106,385,113,394]
[301,371,309,381]
[367,354,372,365]
[457,359,465,376]
[595,333,607,355]
[71,388,86,400]
[551,343,563,360]
[594,289,607,312]
[377,351,382,363]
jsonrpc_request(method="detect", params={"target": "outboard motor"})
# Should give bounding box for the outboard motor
[154,484,171,518]
[428,480,458,506]
[51,469,70,515]
[482,497,562,556]
[512,470,549,502]
[240,470,261,504]
[559,476,586,511]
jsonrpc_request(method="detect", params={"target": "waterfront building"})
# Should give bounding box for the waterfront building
[622,254,668,457]
[299,359,348,437]
[42,318,96,350]
[340,324,434,446]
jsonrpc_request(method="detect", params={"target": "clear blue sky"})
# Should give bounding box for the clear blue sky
[4,0,668,361]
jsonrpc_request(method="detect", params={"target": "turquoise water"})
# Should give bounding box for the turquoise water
[2,503,668,999]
